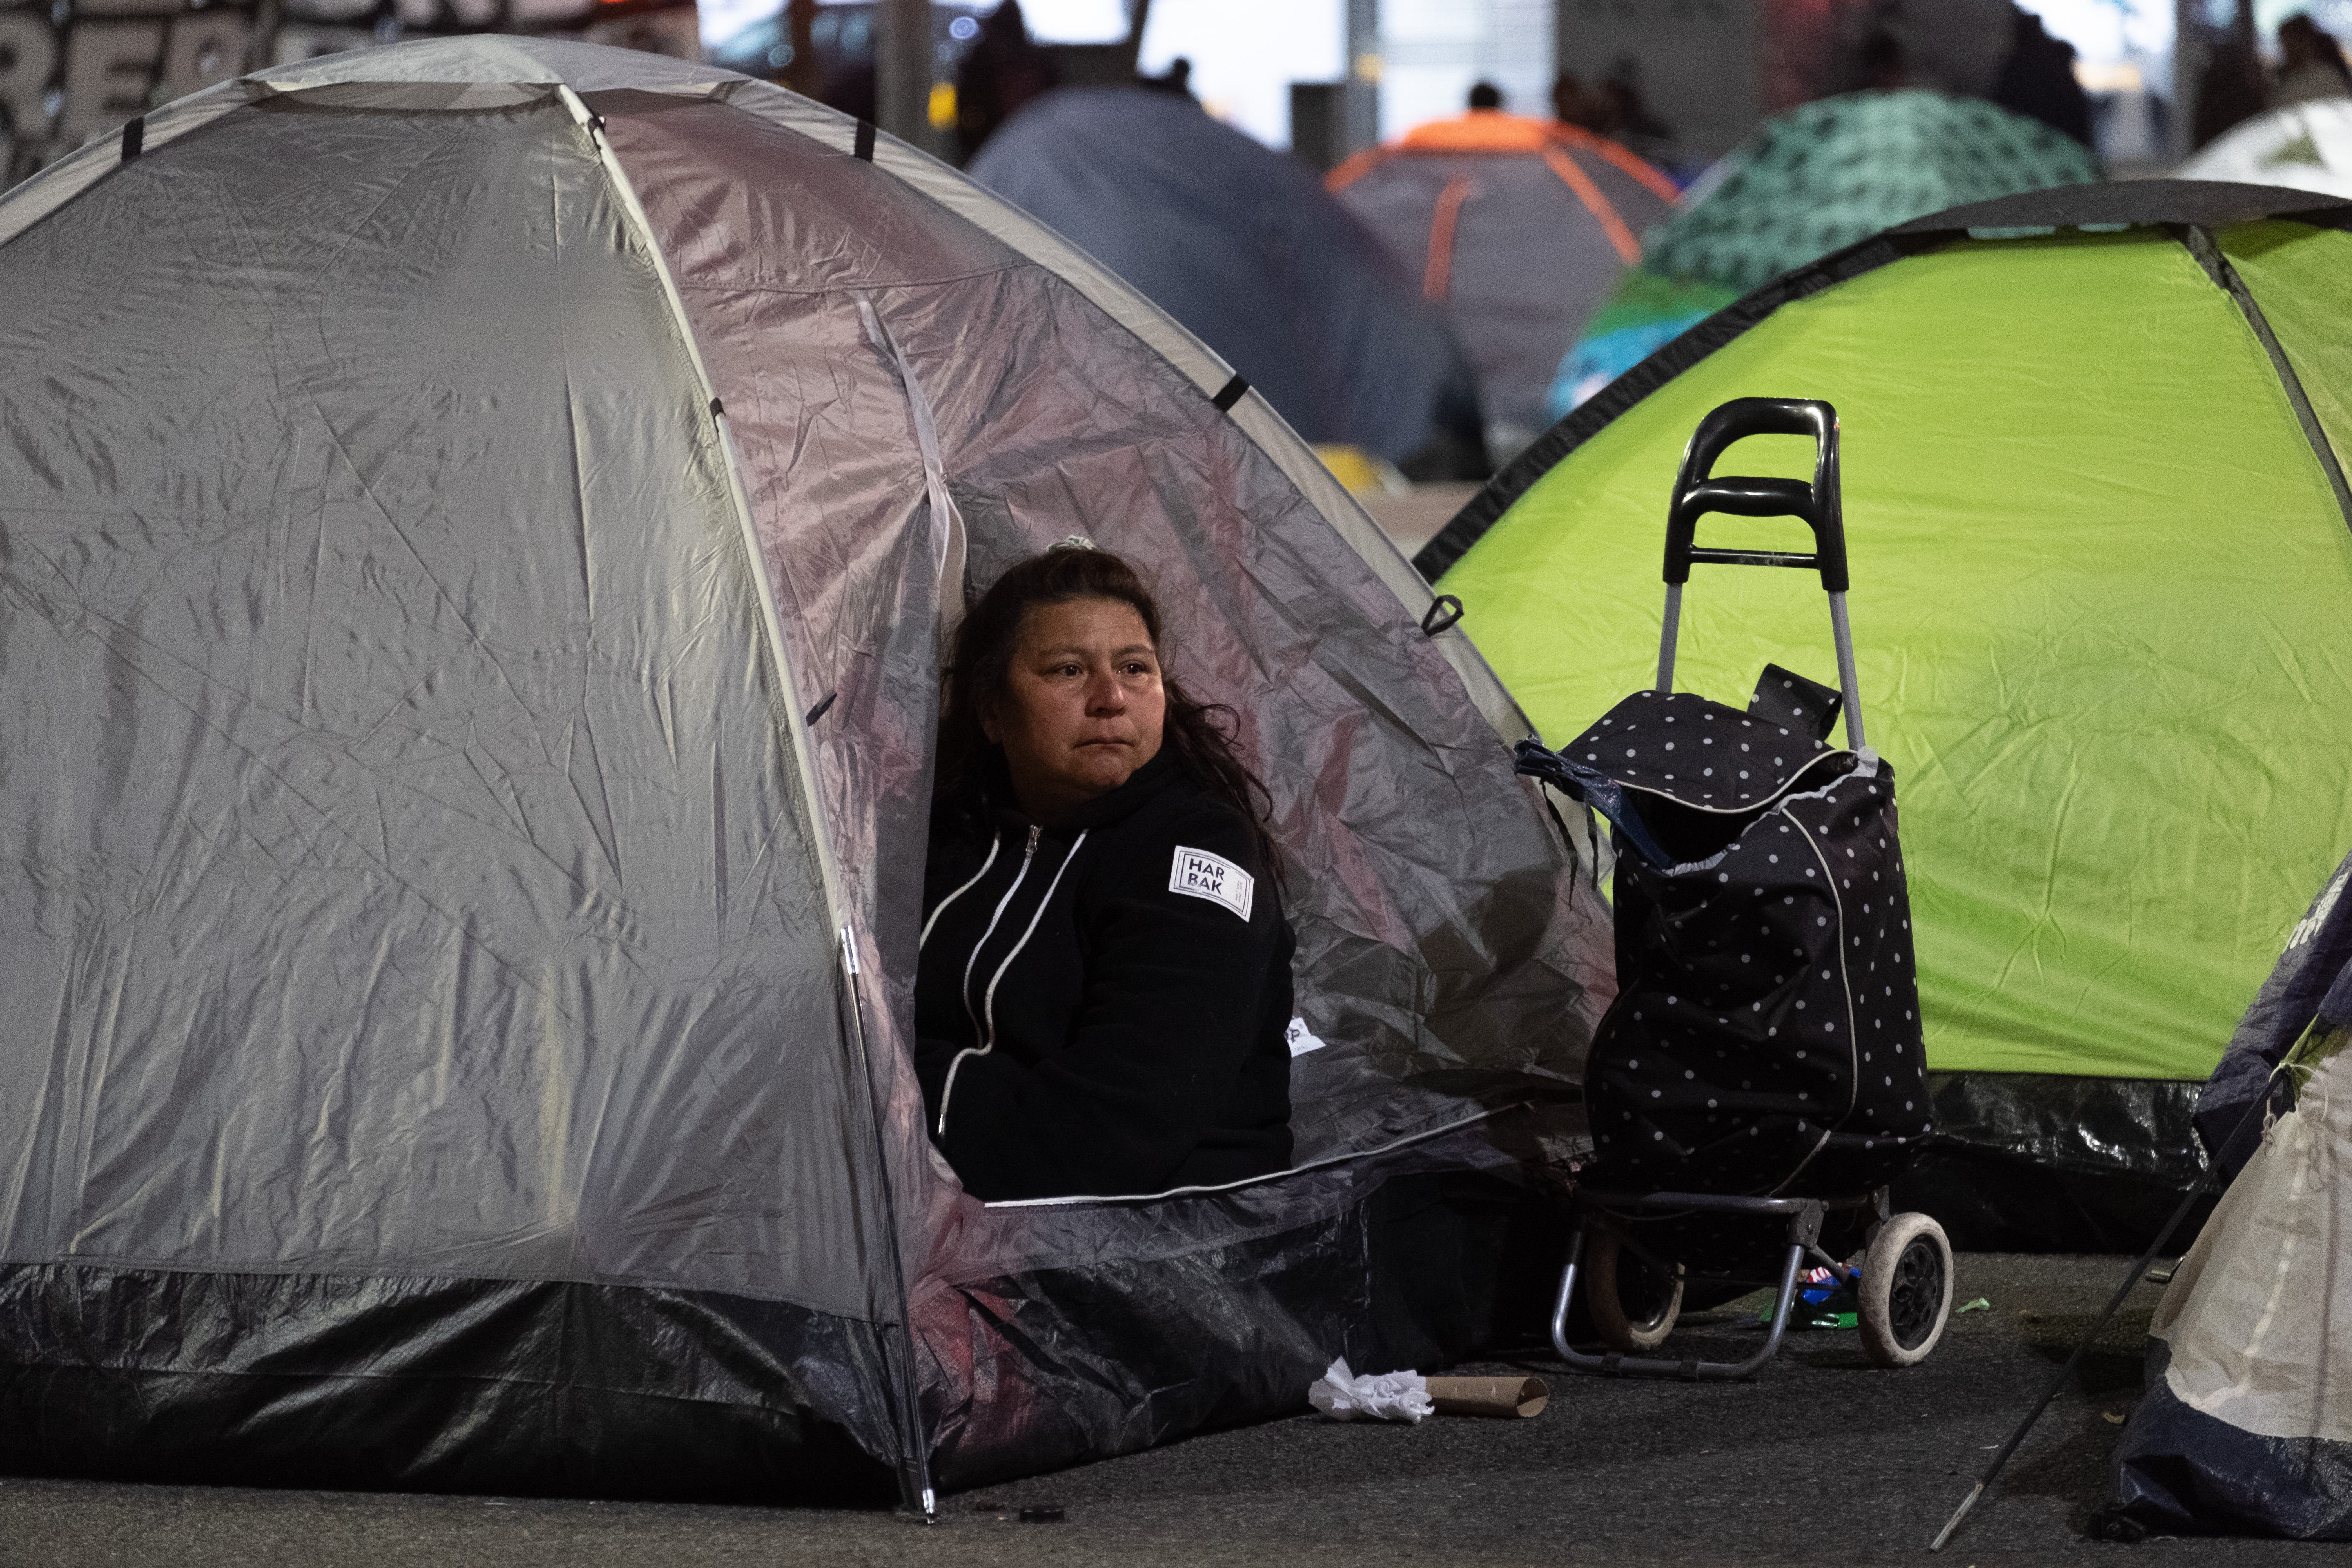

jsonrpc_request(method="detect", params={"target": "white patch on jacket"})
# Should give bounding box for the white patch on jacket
[1169,845,1253,921]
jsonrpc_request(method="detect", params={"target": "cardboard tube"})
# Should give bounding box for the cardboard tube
[1423,1375,1550,1419]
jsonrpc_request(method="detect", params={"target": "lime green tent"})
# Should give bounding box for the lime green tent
[1422,182,2352,1247]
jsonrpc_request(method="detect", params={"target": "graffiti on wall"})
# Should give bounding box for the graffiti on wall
[0,0,699,184]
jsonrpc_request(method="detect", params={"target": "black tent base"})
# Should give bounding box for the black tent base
[0,1264,903,1505]
[0,1165,1579,1502]
[1891,1072,2215,1253]
[916,1162,1577,1493]
[2095,1339,2352,1541]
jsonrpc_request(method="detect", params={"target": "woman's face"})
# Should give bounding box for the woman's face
[984,597,1166,824]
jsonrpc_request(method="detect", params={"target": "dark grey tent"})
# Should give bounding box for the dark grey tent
[968,85,1490,478]
[0,39,1609,1506]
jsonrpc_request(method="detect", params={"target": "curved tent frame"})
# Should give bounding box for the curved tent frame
[1423,180,2352,580]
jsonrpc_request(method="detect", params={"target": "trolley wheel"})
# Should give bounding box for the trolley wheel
[1858,1212,1953,1367]
[1585,1224,1684,1352]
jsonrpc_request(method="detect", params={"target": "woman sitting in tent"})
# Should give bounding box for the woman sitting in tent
[914,543,1296,1202]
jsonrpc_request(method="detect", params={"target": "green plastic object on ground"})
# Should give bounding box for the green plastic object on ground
[1425,181,2352,1247]
[1548,92,2103,418]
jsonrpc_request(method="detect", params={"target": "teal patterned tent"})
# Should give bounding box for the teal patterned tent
[1548,91,2102,417]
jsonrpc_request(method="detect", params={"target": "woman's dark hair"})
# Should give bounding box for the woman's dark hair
[936,544,1285,880]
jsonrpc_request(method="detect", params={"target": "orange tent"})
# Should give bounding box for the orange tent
[1331,113,1675,448]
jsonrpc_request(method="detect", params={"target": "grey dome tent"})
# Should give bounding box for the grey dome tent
[968,85,1491,478]
[0,38,1609,1505]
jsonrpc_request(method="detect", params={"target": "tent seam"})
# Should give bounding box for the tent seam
[0,1254,905,1316]
[1412,232,1929,581]
[671,263,1029,297]
[2167,221,2352,535]
[1415,183,2352,582]
[978,1102,1525,1210]
[559,85,933,1507]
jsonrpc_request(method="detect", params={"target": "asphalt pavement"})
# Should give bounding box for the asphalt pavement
[0,1254,2325,1567]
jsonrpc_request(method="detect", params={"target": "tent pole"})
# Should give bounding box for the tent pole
[557,88,938,1516]
[1927,1084,2279,1552]
[841,936,940,1521]
[1926,1163,2216,1552]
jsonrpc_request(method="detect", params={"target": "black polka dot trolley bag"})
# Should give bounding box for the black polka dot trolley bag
[1512,398,1954,1377]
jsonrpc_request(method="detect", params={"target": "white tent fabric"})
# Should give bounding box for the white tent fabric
[2102,969,2352,1539]
[2180,100,2352,201]
[2152,1043,2351,1445]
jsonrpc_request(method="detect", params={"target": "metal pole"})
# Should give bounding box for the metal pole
[842,945,939,1522]
[875,0,933,150]
[1826,591,1865,750]
[1656,582,1682,691]
[1927,1163,2217,1552]
[1927,1081,2281,1552]
[783,0,820,96]
[1345,0,1380,154]
[2169,0,2196,165]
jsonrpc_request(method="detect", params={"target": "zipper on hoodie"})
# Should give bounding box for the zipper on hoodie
[962,824,1042,1043]
[938,824,1093,1140]
[935,825,1040,1135]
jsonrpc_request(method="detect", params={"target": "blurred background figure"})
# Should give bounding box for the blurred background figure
[1860,26,1908,92]
[1991,10,2095,146]
[2276,13,2352,105]
[1551,61,1684,177]
[2180,7,2352,198]
[2194,35,2276,150]
[955,0,1060,159]
[969,82,1490,480]
[1330,80,1675,462]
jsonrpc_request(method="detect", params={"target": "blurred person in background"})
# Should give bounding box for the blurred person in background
[2194,39,2274,148]
[1551,62,1677,169]
[1138,56,1194,98]
[1551,73,1599,130]
[2277,14,2352,105]
[1860,28,1906,91]
[956,0,1059,161]
[1992,8,2094,147]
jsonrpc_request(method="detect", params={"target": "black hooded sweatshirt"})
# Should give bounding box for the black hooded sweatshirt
[913,748,1294,1201]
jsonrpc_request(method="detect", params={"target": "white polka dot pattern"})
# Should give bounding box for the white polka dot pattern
[1564,688,1933,1193]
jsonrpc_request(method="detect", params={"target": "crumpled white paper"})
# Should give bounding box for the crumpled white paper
[1307,1357,1433,1423]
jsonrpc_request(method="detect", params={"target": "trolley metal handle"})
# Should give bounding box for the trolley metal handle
[1656,397,1866,751]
